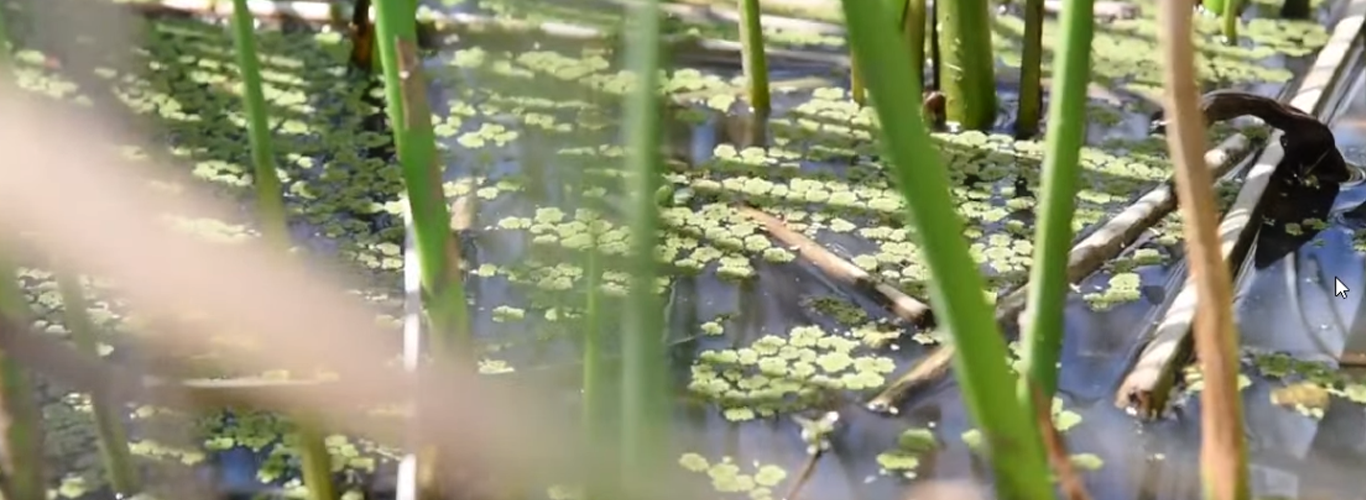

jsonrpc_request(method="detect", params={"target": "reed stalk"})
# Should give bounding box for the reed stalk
[838,0,1052,497]
[580,178,614,500]
[1016,0,1044,138]
[229,2,336,497]
[1222,0,1239,43]
[936,0,997,129]
[737,0,770,115]
[1016,0,1094,407]
[850,51,866,105]
[899,0,927,96]
[375,0,469,359]
[230,0,288,248]
[0,256,45,500]
[618,0,669,494]
[55,271,141,496]
[1156,0,1249,498]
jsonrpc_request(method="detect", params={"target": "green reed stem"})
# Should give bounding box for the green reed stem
[899,0,927,95]
[1016,0,1093,407]
[1222,0,1239,44]
[581,192,614,500]
[618,0,669,493]
[0,257,45,500]
[738,0,770,115]
[936,0,997,129]
[850,52,866,106]
[54,272,141,496]
[1015,0,1044,138]
[838,1,1052,498]
[374,0,470,358]
[230,0,288,248]
[229,3,335,497]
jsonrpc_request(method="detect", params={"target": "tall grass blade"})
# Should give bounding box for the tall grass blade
[230,2,335,497]
[618,0,670,493]
[54,271,141,496]
[1017,0,1094,404]
[838,0,1052,497]
[936,0,997,129]
[738,0,770,115]
[580,165,615,500]
[230,0,288,248]
[0,256,45,500]
[1156,0,1249,498]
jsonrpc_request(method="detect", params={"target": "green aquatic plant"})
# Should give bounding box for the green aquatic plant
[1017,0,1095,406]
[0,254,45,500]
[375,0,471,359]
[875,427,937,478]
[678,453,788,499]
[1016,0,1044,138]
[54,271,140,495]
[737,0,770,115]
[840,0,1052,497]
[618,0,670,492]
[935,0,996,129]
[230,0,288,248]
[687,325,896,420]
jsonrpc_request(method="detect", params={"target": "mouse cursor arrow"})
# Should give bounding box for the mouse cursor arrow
[1336,278,1349,299]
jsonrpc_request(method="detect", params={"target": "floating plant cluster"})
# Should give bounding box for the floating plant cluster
[688,325,897,421]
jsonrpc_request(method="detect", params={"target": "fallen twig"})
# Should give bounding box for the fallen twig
[737,205,932,329]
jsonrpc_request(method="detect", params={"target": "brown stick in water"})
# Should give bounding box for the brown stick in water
[738,206,933,329]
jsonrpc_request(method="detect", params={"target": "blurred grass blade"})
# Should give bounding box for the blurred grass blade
[0,255,46,500]
[230,1,335,496]
[936,0,997,129]
[1156,0,1249,498]
[580,163,616,500]
[1017,0,1094,404]
[55,271,141,496]
[738,0,770,115]
[618,0,670,493]
[230,0,288,248]
[838,0,1053,497]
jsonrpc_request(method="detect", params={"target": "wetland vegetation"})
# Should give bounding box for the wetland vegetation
[0,0,1365,499]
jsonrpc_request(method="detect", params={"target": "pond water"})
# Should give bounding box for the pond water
[3,0,1365,498]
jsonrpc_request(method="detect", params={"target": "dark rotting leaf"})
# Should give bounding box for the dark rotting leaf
[1150,90,1350,184]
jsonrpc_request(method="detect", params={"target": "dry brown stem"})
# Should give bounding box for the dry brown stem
[1155,0,1248,498]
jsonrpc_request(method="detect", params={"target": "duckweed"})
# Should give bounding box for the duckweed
[688,325,896,421]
